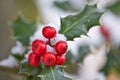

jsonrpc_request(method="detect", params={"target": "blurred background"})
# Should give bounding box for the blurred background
[0,0,120,80]
[0,0,39,60]
[0,0,39,79]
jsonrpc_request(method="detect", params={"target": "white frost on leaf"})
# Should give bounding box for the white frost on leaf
[70,0,86,11]
[87,26,105,47]
[78,45,107,80]
[68,26,108,80]
[50,34,67,46]
[71,35,90,56]
[46,23,60,32]
[0,56,18,68]
[30,24,48,44]
[97,0,118,11]
[73,25,105,53]
[11,41,25,54]
[46,45,54,53]
[74,35,90,46]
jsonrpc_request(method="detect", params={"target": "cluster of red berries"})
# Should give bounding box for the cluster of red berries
[28,26,68,66]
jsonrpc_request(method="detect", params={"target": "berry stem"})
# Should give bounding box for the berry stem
[48,39,51,45]
[48,39,54,47]
[50,66,56,80]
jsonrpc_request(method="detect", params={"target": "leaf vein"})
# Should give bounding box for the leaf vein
[62,11,96,34]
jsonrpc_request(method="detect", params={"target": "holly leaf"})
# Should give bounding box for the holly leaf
[11,15,37,46]
[19,61,42,76]
[64,45,90,75]
[107,1,120,15]
[59,5,102,40]
[66,45,90,65]
[12,54,24,61]
[114,60,120,74]
[100,48,115,75]
[65,51,75,65]
[40,66,72,80]
[25,75,41,80]
[100,47,120,75]
[54,0,79,12]
[75,45,90,63]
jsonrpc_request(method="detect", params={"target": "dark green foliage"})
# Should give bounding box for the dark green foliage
[11,15,37,46]
[60,5,102,40]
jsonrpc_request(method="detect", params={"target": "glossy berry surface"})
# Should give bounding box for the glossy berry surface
[55,41,68,55]
[100,25,110,39]
[32,40,46,56]
[56,55,66,65]
[28,52,40,66]
[42,52,56,66]
[42,26,56,39]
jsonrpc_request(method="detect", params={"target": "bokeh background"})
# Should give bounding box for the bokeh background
[0,0,120,80]
[0,0,39,60]
[0,0,39,79]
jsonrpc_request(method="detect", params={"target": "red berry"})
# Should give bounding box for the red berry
[56,55,66,65]
[55,41,68,55]
[32,40,46,56]
[28,52,40,66]
[100,25,110,39]
[42,52,56,66]
[42,26,56,39]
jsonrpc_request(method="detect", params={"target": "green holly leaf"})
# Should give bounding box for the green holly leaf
[12,54,24,61]
[101,47,120,75]
[40,66,72,80]
[19,61,42,76]
[65,51,75,65]
[11,15,37,46]
[107,1,120,15]
[54,0,79,12]
[66,45,90,65]
[59,5,102,40]
[75,45,90,63]
[114,60,120,74]
[64,45,90,75]
[25,75,41,80]
[111,48,120,74]
[100,48,115,75]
